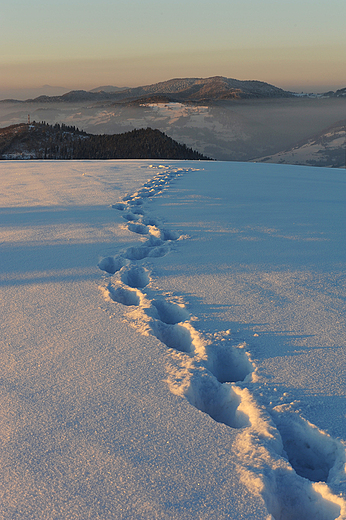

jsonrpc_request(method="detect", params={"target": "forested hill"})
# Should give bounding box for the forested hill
[0,123,210,160]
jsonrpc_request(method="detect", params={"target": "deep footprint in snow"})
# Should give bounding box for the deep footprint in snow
[107,283,140,306]
[120,265,150,289]
[186,372,250,429]
[147,245,169,258]
[98,256,127,275]
[131,207,144,215]
[204,342,254,383]
[112,202,127,210]
[124,246,152,261]
[124,244,169,261]
[168,363,250,429]
[150,320,194,353]
[127,222,149,235]
[142,216,160,227]
[136,187,157,198]
[264,467,342,520]
[122,212,140,222]
[150,299,190,324]
[161,228,180,241]
[272,413,343,483]
[127,198,143,206]
[146,234,164,247]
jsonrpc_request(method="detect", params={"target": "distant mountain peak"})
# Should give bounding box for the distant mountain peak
[89,85,128,94]
[11,76,295,104]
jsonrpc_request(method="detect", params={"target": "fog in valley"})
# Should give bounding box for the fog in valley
[0,96,345,161]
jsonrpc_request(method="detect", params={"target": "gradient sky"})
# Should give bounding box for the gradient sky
[1,0,345,93]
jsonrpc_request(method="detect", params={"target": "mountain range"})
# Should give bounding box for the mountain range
[2,77,295,104]
[2,77,345,105]
[0,76,345,166]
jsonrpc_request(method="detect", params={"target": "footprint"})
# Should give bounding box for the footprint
[131,207,144,215]
[127,222,149,235]
[168,363,249,429]
[204,342,254,383]
[98,256,126,275]
[112,202,126,210]
[122,212,140,222]
[107,283,140,306]
[150,320,194,353]
[148,246,169,258]
[146,235,164,247]
[128,198,143,206]
[161,228,180,241]
[272,413,344,483]
[263,467,342,520]
[186,373,250,429]
[120,265,150,289]
[147,227,180,242]
[124,246,151,261]
[234,409,345,520]
[142,216,160,227]
[136,187,157,198]
[151,299,189,324]
[124,245,169,261]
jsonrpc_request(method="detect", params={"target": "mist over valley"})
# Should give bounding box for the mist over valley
[1,77,345,166]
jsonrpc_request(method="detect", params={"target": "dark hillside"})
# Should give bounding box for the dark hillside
[0,122,210,160]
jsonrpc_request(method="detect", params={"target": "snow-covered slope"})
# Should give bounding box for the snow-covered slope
[256,121,346,167]
[0,160,345,519]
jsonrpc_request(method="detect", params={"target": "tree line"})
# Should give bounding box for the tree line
[0,122,211,160]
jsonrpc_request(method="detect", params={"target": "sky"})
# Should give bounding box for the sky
[1,0,346,95]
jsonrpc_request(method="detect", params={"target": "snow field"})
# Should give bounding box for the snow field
[99,163,346,519]
[1,160,345,519]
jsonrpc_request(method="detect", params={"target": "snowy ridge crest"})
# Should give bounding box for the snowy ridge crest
[98,165,346,520]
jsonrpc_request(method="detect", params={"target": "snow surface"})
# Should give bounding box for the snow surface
[0,160,345,519]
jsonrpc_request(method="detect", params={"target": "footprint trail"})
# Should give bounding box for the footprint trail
[106,283,140,307]
[98,164,346,520]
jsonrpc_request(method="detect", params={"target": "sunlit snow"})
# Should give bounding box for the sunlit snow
[0,160,345,519]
